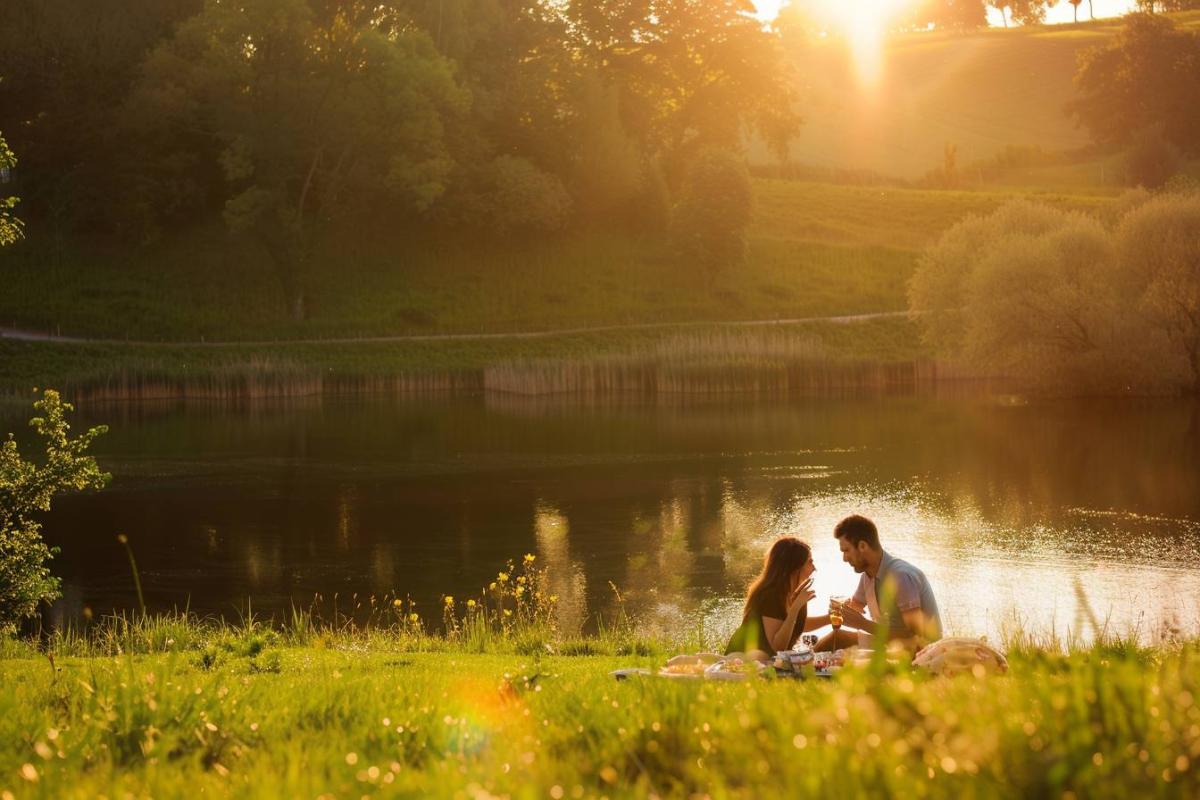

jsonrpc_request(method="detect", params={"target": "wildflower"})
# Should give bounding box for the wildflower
[498,572,509,583]
[489,582,497,591]
[408,613,419,624]
[393,599,403,608]
[515,586,525,597]
[467,599,477,608]
[116,534,128,545]
[524,553,536,563]
[444,596,454,606]
[503,610,513,618]
[517,576,527,585]
[549,595,559,603]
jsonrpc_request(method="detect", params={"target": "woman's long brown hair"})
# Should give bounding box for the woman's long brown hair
[744,537,811,622]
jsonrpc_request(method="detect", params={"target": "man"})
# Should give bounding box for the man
[815,514,941,652]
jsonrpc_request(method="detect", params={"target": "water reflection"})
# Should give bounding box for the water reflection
[6,394,1197,643]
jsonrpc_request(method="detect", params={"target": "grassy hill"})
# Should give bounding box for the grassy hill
[774,12,1200,182]
[0,181,1112,344]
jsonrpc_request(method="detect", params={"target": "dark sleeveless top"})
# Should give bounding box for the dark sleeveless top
[724,593,805,656]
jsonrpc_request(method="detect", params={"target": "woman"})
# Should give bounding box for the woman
[725,536,828,659]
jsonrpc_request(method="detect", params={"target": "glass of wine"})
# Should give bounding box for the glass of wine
[829,597,846,645]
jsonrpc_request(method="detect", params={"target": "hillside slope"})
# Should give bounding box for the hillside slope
[774,12,1200,180]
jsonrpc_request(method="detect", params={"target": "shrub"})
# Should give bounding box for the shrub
[909,200,1187,394]
[670,149,753,277]
[1115,192,1200,393]
[486,156,573,234]
[1,390,109,633]
[1123,127,1181,189]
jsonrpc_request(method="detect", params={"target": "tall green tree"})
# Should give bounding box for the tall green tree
[1,391,109,634]
[670,149,753,279]
[907,0,989,30]
[0,0,203,238]
[0,132,21,246]
[132,0,468,319]
[1068,14,1200,156]
[566,0,801,183]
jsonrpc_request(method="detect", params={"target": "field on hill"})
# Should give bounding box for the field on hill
[776,12,1200,182]
[0,181,1113,344]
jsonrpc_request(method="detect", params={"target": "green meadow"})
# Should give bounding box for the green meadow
[0,180,1117,398]
[1,615,1197,799]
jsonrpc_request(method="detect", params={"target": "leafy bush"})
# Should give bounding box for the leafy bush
[670,149,753,277]
[1123,126,1181,189]
[486,156,573,234]
[909,198,1198,394]
[1116,192,1200,393]
[0,131,22,246]
[1,390,109,633]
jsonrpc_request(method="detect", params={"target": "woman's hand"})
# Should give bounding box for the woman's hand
[788,578,815,614]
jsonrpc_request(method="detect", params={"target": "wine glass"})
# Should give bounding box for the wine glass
[829,597,846,646]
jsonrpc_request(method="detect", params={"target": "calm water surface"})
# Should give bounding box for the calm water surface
[9,394,1200,643]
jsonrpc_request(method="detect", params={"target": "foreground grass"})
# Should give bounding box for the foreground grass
[1,625,1197,799]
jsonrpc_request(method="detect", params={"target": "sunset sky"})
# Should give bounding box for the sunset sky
[754,0,1138,27]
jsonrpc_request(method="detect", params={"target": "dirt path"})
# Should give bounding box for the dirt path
[0,311,908,348]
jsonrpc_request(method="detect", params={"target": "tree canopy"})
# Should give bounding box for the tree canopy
[1068,14,1200,156]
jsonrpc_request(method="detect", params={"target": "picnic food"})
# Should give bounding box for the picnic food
[913,637,1008,676]
[660,653,723,677]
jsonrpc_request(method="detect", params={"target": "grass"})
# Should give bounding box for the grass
[1,609,1197,798]
[0,181,1115,345]
[0,316,936,402]
[0,178,1114,398]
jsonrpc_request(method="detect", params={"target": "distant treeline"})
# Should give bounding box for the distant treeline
[2,4,1199,321]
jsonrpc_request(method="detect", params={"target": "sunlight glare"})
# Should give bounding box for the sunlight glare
[828,0,910,89]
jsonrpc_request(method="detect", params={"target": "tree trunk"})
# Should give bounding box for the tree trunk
[1088,0,1094,20]
[258,227,308,322]
[1002,8,1009,28]
[1073,5,1078,23]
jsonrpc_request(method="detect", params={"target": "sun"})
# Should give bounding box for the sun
[758,0,916,88]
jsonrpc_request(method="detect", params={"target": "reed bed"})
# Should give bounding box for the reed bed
[484,329,941,397]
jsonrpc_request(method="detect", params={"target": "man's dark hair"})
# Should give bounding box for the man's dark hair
[834,515,880,550]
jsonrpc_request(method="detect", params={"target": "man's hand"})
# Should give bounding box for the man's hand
[834,602,870,631]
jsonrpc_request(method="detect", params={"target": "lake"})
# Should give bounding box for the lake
[9,393,1200,644]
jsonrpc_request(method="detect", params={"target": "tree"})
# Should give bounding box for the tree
[670,149,753,278]
[0,132,21,246]
[1123,126,1181,188]
[1009,0,1052,25]
[1068,14,1200,156]
[989,1,1049,27]
[1068,0,1082,22]
[132,0,468,320]
[1,390,109,634]
[0,1,204,239]
[907,0,989,31]
[566,0,801,183]
[1116,193,1200,394]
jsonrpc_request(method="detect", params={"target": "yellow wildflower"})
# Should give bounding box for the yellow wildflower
[489,582,497,591]
[503,609,512,617]
[524,553,536,563]
[515,586,525,597]
[392,599,403,608]
[498,572,509,583]
[444,596,454,606]
[467,599,477,608]
[517,576,526,585]
[408,613,419,623]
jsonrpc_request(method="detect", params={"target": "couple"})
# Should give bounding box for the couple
[725,515,942,659]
